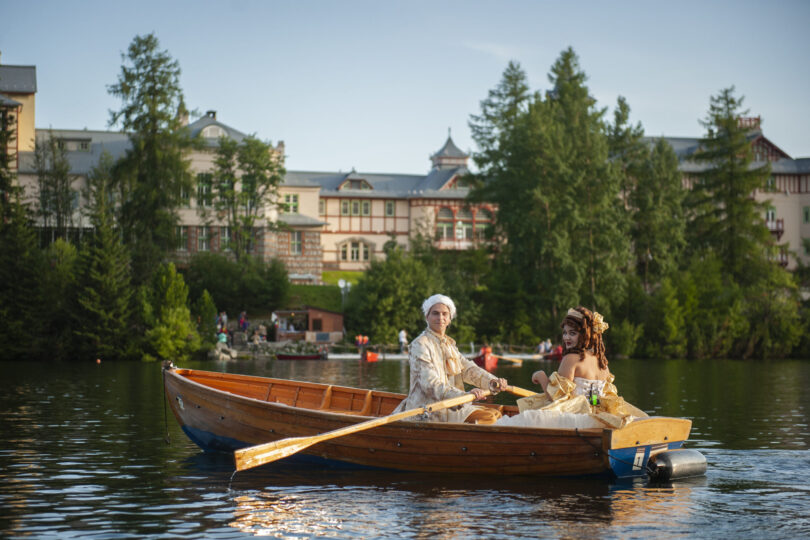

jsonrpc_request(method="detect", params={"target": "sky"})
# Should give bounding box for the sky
[2,0,809,175]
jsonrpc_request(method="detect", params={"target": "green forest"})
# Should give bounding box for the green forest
[1,36,808,362]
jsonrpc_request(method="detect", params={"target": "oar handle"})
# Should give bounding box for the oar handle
[505,385,537,398]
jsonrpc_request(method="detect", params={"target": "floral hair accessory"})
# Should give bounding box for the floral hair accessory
[592,311,609,335]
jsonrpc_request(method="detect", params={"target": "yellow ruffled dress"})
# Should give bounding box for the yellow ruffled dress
[511,372,648,429]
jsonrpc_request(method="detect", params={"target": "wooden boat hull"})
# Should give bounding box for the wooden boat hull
[163,367,691,478]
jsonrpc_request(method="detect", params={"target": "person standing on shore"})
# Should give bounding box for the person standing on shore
[398,329,408,353]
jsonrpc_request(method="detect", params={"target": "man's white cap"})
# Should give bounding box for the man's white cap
[422,294,456,320]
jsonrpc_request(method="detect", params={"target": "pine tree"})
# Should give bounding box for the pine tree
[0,197,43,360]
[74,154,137,361]
[468,51,631,335]
[543,48,630,313]
[0,109,43,360]
[631,138,686,290]
[107,33,194,283]
[686,87,773,286]
[141,262,200,363]
[468,61,569,333]
[607,96,647,203]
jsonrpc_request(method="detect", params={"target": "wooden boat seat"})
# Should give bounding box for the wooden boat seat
[318,386,374,416]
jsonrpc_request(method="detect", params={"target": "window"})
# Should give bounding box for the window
[219,227,231,251]
[385,201,395,217]
[351,200,360,216]
[312,318,323,331]
[342,179,371,190]
[436,207,454,240]
[176,226,188,251]
[766,207,776,222]
[766,177,775,191]
[197,226,209,251]
[340,241,370,261]
[319,200,325,215]
[242,182,255,211]
[475,209,493,241]
[197,173,213,207]
[361,201,370,216]
[180,185,190,207]
[341,200,350,216]
[456,208,473,240]
[202,125,226,138]
[79,141,90,151]
[284,194,299,213]
[804,206,810,224]
[290,231,302,255]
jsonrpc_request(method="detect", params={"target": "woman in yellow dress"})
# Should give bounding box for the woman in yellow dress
[531,306,612,402]
[499,306,645,429]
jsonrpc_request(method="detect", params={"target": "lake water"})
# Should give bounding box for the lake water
[1,356,809,538]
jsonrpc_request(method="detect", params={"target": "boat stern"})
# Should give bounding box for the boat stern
[602,417,692,479]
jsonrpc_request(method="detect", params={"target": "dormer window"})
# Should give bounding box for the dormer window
[202,125,226,139]
[339,178,372,190]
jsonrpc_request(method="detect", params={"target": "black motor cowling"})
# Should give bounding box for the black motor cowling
[647,449,707,481]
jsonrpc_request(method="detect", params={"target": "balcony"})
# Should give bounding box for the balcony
[767,219,784,241]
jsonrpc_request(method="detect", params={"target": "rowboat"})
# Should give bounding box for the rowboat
[163,366,698,479]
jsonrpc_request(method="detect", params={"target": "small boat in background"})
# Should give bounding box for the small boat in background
[471,347,497,371]
[276,352,328,361]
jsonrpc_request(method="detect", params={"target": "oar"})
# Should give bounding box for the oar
[505,385,537,397]
[233,390,492,471]
[493,354,523,366]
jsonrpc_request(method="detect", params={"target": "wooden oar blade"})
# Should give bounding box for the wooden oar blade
[234,436,315,471]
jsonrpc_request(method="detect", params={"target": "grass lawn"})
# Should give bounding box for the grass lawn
[321,271,363,286]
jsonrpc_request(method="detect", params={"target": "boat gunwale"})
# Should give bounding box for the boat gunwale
[167,367,613,438]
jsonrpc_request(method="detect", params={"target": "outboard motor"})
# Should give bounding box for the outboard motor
[647,449,707,481]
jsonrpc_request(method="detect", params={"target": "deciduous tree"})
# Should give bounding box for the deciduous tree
[33,130,76,244]
[210,135,285,261]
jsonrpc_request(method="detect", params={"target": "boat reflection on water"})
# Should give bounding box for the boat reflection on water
[225,463,707,537]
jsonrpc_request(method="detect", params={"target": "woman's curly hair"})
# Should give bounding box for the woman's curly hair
[560,306,608,370]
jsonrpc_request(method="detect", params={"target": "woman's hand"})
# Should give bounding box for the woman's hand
[470,388,487,401]
[531,370,548,386]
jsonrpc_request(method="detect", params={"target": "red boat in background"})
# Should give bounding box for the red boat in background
[547,345,564,362]
[472,346,497,372]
